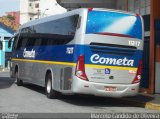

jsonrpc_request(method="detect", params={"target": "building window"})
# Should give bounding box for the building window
[0,41,2,50]
[4,37,11,40]
[35,3,39,8]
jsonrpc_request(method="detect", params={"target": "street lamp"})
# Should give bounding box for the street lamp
[42,8,49,18]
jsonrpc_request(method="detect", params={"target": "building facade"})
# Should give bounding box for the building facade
[116,0,151,91]
[0,23,14,68]
[116,0,160,94]
[0,17,19,68]
[20,0,67,25]
[6,11,20,24]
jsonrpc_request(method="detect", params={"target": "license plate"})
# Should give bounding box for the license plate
[104,86,117,91]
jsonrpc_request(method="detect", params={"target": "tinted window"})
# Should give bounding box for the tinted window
[86,11,143,39]
[4,37,11,40]
[34,38,42,46]
[21,15,79,46]
[13,36,19,50]
[16,36,28,50]
[32,15,79,35]
[27,38,36,47]
[21,38,28,48]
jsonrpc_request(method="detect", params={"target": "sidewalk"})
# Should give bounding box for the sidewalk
[121,93,160,111]
[0,68,9,72]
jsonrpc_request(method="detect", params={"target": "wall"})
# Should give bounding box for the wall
[39,0,66,18]
[152,0,160,93]
[20,0,67,24]
[117,0,150,15]
[116,0,152,92]
[20,0,29,24]
[155,45,160,93]
[6,11,20,24]
[0,23,14,68]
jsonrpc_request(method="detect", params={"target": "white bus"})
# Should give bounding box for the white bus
[9,8,144,99]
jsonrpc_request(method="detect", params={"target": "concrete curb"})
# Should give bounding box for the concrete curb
[145,102,160,111]
[120,98,160,111]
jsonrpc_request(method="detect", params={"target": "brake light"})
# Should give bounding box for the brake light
[132,60,142,84]
[88,8,93,12]
[75,55,88,81]
[136,13,141,17]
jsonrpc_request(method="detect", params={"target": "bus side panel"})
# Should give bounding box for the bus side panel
[30,62,73,91]
[11,45,75,92]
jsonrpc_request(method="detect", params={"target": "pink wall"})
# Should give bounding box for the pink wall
[6,11,20,24]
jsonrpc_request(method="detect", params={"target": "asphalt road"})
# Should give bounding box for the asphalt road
[0,71,159,113]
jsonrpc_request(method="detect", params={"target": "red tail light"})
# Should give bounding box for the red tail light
[88,8,93,12]
[132,60,142,84]
[136,13,140,17]
[75,55,88,81]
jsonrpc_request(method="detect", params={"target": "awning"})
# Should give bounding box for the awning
[56,0,117,9]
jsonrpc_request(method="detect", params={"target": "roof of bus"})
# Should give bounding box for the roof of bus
[19,8,138,30]
[19,8,83,29]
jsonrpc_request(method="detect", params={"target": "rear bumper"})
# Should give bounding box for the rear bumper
[72,77,139,98]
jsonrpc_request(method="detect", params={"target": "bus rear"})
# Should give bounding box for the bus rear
[72,9,144,98]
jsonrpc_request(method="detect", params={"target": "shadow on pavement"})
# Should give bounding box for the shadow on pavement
[23,83,135,107]
[0,77,15,89]
[23,83,45,94]
[60,95,135,107]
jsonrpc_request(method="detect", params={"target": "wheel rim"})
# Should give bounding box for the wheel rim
[47,79,51,93]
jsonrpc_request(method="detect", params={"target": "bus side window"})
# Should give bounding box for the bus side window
[47,38,53,46]
[16,37,23,50]
[20,38,28,49]
[41,38,48,46]
[34,38,42,47]
[76,16,81,29]
[26,38,36,47]
[12,36,19,51]
[34,38,43,53]
[14,35,28,50]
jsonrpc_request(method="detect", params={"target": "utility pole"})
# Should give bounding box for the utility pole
[42,9,49,18]
[37,9,41,19]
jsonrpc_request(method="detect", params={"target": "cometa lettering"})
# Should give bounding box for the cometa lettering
[90,54,134,66]
[23,48,35,58]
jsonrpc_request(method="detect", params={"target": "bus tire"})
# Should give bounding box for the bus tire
[15,71,23,86]
[45,73,58,99]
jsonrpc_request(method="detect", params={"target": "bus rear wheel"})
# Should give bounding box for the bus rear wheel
[15,71,23,86]
[45,73,58,99]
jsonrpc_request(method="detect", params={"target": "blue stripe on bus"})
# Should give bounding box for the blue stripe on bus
[12,44,143,67]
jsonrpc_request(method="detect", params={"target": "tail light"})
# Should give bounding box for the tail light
[132,60,142,84]
[75,55,88,81]
[136,13,140,17]
[88,8,93,12]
